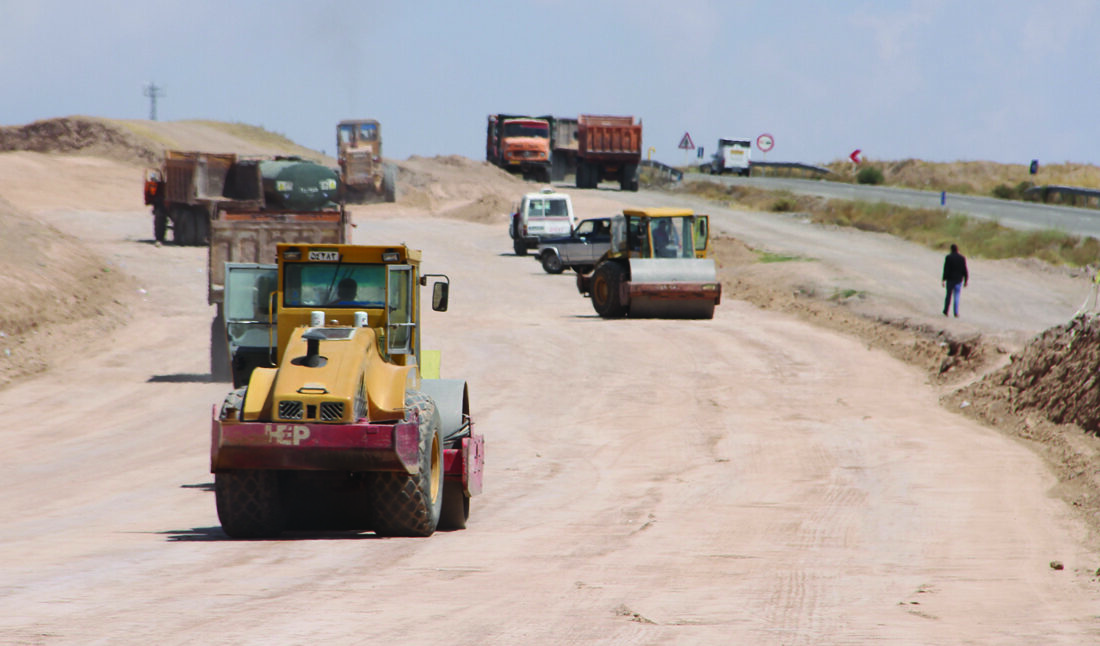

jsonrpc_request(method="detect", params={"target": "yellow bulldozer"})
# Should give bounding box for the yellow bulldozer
[336,119,396,203]
[577,207,722,319]
[211,242,482,538]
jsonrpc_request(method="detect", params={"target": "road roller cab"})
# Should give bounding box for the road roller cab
[576,208,722,319]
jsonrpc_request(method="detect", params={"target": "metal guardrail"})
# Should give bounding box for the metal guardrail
[640,159,683,182]
[749,161,831,175]
[1022,185,1100,209]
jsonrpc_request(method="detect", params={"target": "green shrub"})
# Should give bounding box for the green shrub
[856,166,884,185]
[771,198,796,212]
[991,184,1015,199]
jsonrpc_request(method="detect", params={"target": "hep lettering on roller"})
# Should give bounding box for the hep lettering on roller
[265,424,311,446]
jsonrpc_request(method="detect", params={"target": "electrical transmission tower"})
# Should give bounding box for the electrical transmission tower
[143,82,166,121]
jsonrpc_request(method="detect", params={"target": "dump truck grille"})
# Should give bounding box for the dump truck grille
[320,401,345,422]
[278,401,303,420]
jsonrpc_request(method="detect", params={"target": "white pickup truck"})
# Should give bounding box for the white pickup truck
[509,188,576,256]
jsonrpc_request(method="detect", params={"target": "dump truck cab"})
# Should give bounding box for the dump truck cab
[212,242,482,539]
[577,208,721,319]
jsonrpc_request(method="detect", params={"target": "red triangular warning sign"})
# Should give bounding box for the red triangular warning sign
[678,132,694,150]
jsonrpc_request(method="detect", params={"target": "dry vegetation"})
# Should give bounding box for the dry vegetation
[821,157,1100,196]
[662,177,1100,268]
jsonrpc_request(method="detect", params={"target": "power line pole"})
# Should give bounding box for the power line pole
[143,82,165,120]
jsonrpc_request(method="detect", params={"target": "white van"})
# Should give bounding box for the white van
[508,188,576,256]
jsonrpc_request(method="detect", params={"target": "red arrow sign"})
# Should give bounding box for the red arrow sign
[850,149,862,164]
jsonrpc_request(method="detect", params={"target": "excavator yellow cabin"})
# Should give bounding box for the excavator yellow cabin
[211,243,482,539]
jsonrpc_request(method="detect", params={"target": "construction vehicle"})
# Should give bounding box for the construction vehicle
[211,242,483,538]
[336,119,396,203]
[577,207,721,319]
[536,217,612,275]
[144,151,342,246]
[144,151,351,382]
[703,138,752,176]
[575,115,642,191]
[485,114,552,182]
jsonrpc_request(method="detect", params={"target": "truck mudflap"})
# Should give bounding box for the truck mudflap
[446,433,485,497]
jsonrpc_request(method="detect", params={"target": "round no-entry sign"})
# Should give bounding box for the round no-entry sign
[756,133,775,153]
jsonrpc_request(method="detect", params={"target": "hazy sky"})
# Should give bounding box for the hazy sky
[2,0,1097,166]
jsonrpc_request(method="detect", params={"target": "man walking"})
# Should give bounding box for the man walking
[942,243,969,317]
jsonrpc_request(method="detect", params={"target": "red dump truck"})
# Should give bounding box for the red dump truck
[575,115,642,191]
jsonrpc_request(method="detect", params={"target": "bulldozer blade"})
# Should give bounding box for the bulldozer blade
[626,258,721,319]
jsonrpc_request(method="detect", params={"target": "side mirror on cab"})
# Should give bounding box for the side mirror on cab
[432,281,449,312]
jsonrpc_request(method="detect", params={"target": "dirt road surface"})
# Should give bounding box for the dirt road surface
[2,152,1100,644]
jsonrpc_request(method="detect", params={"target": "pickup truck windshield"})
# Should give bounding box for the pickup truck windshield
[283,263,387,308]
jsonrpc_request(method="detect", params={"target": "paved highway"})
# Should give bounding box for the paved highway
[696,173,1100,238]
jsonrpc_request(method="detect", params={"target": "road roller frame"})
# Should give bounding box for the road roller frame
[576,208,722,319]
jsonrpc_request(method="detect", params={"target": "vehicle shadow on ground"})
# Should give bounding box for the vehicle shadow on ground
[159,527,383,542]
[181,482,215,492]
[148,373,215,383]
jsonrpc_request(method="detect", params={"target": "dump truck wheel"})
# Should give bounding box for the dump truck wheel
[591,262,626,318]
[153,209,167,242]
[215,470,285,539]
[438,480,470,531]
[171,207,190,245]
[371,392,444,537]
[195,208,210,245]
[540,250,564,274]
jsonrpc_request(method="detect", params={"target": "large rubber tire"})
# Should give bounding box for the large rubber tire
[153,208,167,243]
[370,392,444,537]
[576,161,587,189]
[216,469,285,539]
[540,249,564,274]
[438,480,470,531]
[383,164,397,202]
[513,235,527,257]
[194,207,210,245]
[171,207,190,245]
[590,262,627,318]
[620,163,640,192]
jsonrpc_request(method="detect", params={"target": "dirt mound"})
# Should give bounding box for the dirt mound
[0,197,135,389]
[394,155,529,223]
[0,116,161,166]
[941,314,1100,537]
[956,314,1100,432]
[0,117,326,168]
